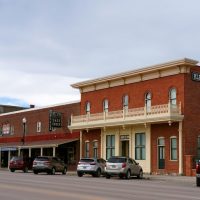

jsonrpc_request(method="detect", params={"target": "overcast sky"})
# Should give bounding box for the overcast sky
[0,0,200,107]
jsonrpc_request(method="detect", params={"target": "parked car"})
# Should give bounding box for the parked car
[196,159,200,186]
[9,156,33,173]
[32,156,67,175]
[77,158,106,177]
[105,156,143,179]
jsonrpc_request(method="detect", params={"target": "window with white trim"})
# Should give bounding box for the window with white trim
[170,137,177,160]
[123,95,129,110]
[145,92,151,112]
[85,101,91,114]
[85,141,90,158]
[169,88,177,105]
[37,122,42,133]
[103,99,109,112]
[93,141,98,158]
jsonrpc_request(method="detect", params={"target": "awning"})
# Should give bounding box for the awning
[0,138,79,150]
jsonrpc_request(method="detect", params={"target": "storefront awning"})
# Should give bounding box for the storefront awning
[0,138,79,150]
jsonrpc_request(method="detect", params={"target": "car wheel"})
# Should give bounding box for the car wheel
[77,172,83,177]
[33,170,38,174]
[137,170,143,179]
[51,168,56,175]
[23,167,28,173]
[126,170,131,179]
[196,177,200,186]
[95,169,101,177]
[62,168,67,175]
[106,174,111,179]
[10,169,15,172]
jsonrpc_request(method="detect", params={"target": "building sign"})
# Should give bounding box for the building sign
[192,72,200,82]
[2,124,11,135]
[120,135,129,141]
[49,110,62,131]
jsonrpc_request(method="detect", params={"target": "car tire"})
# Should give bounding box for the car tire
[95,168,101,177]
[51,168,56,175]
[10,169,15,172]
[106,174,111,179]
[196,177,200,186]
[62,168,67,175]
[33,170,38,174]
[137,170,143,179]
[77,172,83,177]
[126,170,131,180]
[23,167,28,173]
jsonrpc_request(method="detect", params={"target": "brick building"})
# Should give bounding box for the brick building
[69,58,200,175]
[0,101,80,170]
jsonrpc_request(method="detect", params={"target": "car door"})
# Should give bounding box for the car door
[128,158,135,175]
[132,159,140,175]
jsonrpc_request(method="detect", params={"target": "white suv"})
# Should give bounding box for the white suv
[105,156,143,179]
[77,158,106,177]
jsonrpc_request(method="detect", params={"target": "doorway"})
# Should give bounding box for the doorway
[158,138,165,169]
[121,141,129,157]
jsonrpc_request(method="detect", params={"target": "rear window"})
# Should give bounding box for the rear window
[107,157,127,163]
[11,157,22,161]
[35,157,50,161]
[80,159,95,163]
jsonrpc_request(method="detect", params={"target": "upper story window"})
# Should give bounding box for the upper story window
[169,88,177,105]
[103,99,109,112]
[145,92,151,112]
[85,101,91,114]
[122,95,129,110]
[37,121,42,133]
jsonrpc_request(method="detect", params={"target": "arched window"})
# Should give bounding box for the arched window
[85,101,91,114]
[122,95,129,110]
[103,99,109,112]
[145,92,151,112]
[169,88,176,105]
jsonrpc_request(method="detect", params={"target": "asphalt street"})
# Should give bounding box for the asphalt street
[0,170,199,200]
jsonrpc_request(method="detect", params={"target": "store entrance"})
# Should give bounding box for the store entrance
[121,141,129,157]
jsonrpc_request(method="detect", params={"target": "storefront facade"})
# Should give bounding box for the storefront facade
[69,58,200,175]
[0,101,80,170]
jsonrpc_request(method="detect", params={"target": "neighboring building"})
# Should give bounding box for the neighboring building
[69,58,200,176]
[0,101,80,170]
[0,105,27,114]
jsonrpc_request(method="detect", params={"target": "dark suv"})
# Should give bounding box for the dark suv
[32,156,67,175]
[196,160,200,186]
[9,156,33,173]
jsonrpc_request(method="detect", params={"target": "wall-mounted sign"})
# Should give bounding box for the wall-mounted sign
[120,135,129,141]
[192,72,200,82]
[49,110,62,131]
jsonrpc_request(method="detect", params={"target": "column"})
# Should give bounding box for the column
[18,148,21,156]
[101,130,103,158]
[40,148,43,156]
[53,147,56,157]
[179,121,183,174]
[80,131,82,159]
[29,148,31,157]
[8,150,11,169]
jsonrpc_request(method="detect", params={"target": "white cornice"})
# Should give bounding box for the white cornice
[71,58,198,90]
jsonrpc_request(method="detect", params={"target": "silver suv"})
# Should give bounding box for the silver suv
[105,156,143,179]
[77,158,106,177]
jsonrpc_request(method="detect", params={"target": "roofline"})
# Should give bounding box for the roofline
[71,58,199,88]
[0,100,80,116]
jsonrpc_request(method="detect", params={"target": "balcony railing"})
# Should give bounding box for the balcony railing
[69,102,183,130]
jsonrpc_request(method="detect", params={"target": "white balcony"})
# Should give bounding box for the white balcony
[68,102,184,131]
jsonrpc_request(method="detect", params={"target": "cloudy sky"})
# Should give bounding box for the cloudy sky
[0,0,200,107]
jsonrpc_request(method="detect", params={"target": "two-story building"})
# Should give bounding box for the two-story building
[69,58,200,175]
[0,101,80,170]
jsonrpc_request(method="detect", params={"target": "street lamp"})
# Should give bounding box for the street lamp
[22,117,27,145]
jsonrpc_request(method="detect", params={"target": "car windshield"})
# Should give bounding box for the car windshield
[80,159,95,163]
[35,157,50,161]
[107,157,127,163]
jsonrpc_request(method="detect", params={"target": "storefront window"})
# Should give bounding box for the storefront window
[106,135,115,159]
[170,137,177,160]
[135,133,146,160]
